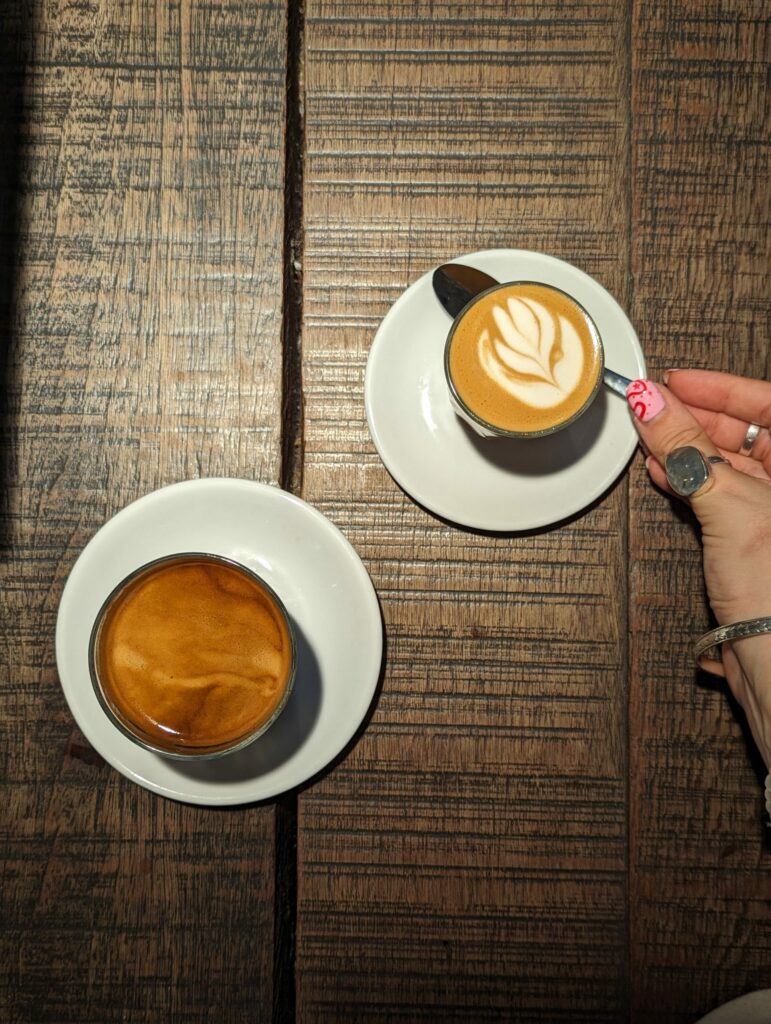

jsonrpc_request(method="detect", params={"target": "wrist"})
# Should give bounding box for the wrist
[733,631,771,699]
[696,615,771,665]
[732,632,771,768]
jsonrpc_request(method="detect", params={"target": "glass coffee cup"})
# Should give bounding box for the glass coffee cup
[89,552,297,760]
[444,280,605,439]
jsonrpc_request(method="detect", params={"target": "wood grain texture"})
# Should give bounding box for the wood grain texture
[297,2,632,1020]
[3,1,769,1022]
[629,2,771,1021]
[0,2,286,1021]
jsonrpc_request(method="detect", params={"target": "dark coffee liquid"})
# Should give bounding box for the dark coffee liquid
[95,558,292,750]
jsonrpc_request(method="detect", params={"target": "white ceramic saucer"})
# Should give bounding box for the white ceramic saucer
[365,249,646,531]
[55,479,383,805]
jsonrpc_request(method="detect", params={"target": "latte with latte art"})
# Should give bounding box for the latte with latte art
[447,282,603,435]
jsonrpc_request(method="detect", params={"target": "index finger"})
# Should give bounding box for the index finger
[664,369,771,428]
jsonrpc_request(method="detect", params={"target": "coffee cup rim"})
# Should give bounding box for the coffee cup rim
[88,552,298,761]
[443,279,605,439]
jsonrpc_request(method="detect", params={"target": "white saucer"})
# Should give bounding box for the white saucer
[55,479,383,805]
[365,249,646,531]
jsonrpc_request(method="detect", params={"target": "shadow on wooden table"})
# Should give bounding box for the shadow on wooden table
[0,5,27,553]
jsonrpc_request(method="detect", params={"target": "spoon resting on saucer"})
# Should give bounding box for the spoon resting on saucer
[432,262,633,399]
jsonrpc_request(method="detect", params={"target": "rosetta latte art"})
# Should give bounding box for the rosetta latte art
[478,296,585,410]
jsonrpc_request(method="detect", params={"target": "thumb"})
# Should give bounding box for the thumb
[625,379,732,505]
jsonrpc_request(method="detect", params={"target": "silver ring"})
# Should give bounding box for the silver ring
[741,422,761,452]
[664,446,730,497]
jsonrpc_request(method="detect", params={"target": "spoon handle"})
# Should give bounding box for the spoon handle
[603,367,633,398]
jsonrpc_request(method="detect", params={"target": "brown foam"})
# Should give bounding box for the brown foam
[95,559,293,750]
[448,283,602,433]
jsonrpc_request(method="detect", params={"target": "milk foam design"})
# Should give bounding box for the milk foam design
[478,296,585,409]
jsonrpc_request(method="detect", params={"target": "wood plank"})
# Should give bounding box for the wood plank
[0,2,286,1021]
[298,2,632,1020]
[629,2,771,1021]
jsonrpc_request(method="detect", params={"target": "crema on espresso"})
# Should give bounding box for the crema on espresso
[447,283,603,434]
[93,557,294,753]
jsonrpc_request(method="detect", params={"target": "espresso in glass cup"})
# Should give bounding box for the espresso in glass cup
[89,553,296,760]
[445,281,604,438]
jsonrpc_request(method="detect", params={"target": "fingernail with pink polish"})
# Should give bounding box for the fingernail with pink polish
[626,379,666,422]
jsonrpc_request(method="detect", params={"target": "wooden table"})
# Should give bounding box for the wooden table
[2,2,769,1021]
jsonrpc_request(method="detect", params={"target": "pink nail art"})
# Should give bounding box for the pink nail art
[626,379,665,422]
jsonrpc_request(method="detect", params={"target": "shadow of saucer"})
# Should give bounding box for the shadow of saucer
[162,617,322,786]
[463,388,609,476]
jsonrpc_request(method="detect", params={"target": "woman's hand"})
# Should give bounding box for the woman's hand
[653,368,771,484]
[626,370,771,767]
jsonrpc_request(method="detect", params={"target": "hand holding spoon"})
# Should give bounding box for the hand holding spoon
[432,263,633,398]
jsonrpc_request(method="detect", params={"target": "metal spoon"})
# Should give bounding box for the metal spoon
[432,263,633,399]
